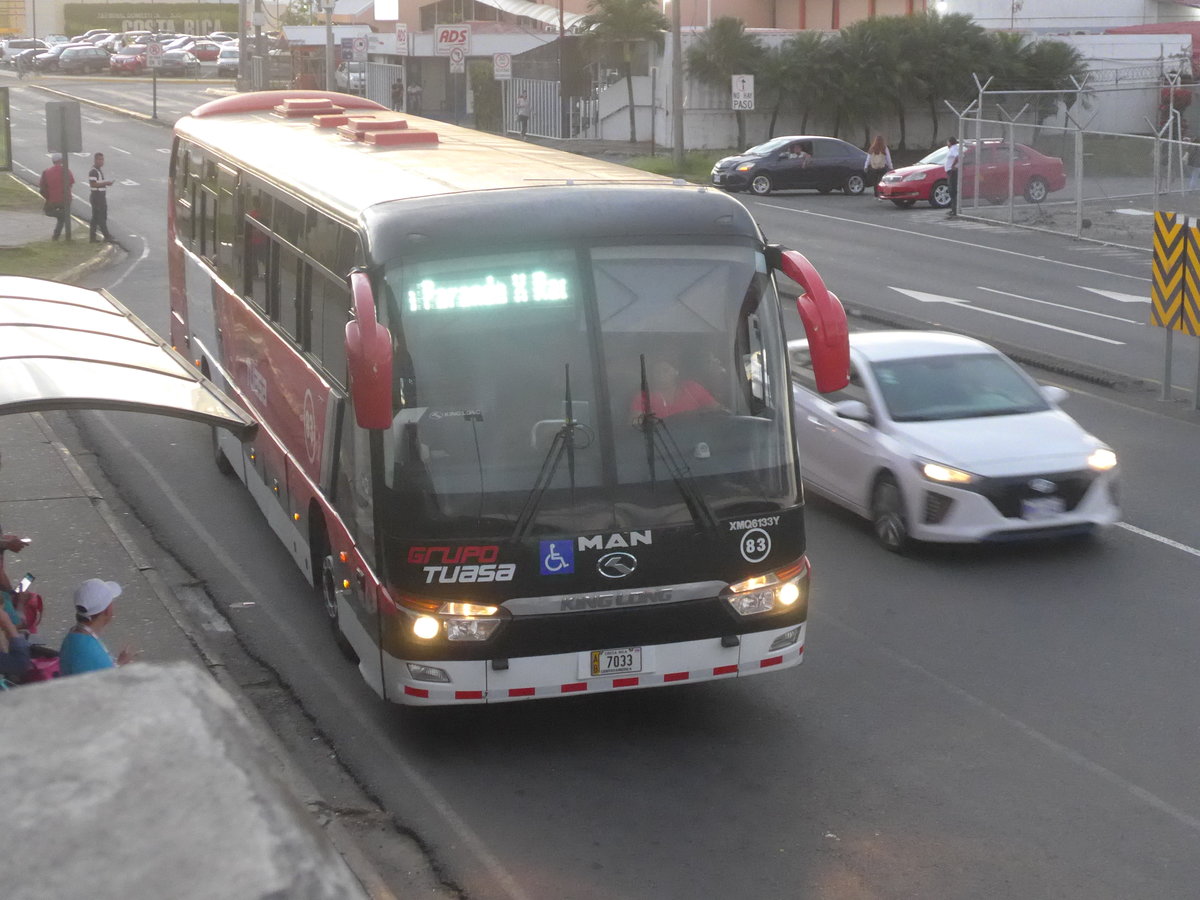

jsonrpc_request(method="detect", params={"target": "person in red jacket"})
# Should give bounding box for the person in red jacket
[38,153,74,240]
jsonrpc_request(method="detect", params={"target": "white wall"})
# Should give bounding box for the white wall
[941,0,1198,32]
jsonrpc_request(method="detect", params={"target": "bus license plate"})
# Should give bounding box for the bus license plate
[591,647,642,677]
[1021,496,1065,520]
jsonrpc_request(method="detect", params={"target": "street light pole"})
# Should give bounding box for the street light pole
[325,4,335,91]
[237,0,248,91]
[671,0,683,167]
[559,0,566,137]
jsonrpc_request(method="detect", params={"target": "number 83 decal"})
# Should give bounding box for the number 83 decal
[739,528,771,562]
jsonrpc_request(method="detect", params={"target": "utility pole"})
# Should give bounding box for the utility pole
[559,0,567,138]
[238,0,248,91]
[671,0,683,167]
[325,3,335,91]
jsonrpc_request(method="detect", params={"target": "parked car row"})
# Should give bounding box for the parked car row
[711,135,1069,209]
[2,30,243,77]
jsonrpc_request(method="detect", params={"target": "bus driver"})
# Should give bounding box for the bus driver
[630,354,720,425]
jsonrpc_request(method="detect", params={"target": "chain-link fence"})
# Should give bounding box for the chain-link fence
[955,116,1200,250]
[955,71,1200,250]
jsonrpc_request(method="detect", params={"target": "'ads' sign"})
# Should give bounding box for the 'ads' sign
[435,24,471,56]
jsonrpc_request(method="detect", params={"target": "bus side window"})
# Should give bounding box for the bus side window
[331,404,375,567]
[311,269,349,387]
[200,160,218,261]
[172,142,194,246]
[215,164,237,282]
[243,188,271,304]
[277,244,304,343]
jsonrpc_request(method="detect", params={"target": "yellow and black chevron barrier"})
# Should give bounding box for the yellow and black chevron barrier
[1152,212,1200,335]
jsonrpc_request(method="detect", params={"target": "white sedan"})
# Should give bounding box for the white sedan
[790,331,1120,552]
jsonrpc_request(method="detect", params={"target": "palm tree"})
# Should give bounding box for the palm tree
[778,31,829,135]
[864,14,920,150]
[909,11,991,145]
[757,45,794,140]
[836,19,893,146]
[1020,38,1089,127]
[686,17,765,149]
[579,0,668,144]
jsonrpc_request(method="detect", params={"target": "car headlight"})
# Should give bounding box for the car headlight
[1088,448,1118,471]
[902,172,928,182]
[725,558,810,617]
[919,461,976,484]
[736,163,755,172]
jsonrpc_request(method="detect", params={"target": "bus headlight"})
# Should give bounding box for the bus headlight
[725,558,810,617]
[446,617,502,641]
[410,601,504,641]
[413,616,440,640]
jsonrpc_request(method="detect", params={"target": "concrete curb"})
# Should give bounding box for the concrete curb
[27,410,399,900]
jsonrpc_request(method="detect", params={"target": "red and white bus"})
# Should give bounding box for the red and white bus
[168,91,849,705]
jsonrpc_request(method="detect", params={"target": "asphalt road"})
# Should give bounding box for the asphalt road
[7,75,1200,899]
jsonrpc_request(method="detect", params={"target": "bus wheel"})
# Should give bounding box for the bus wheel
[871,475,910,554]
[321,554,359,662]
[212,427,235,476]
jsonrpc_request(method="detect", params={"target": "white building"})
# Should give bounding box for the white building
[938,0,1200,32]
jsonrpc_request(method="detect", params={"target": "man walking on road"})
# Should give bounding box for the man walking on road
[944,136,961,217]
[38,154,73,241]
[88,152,115,243]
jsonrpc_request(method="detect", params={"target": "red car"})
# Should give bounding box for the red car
[877,140,1067,209]
[187,40,222,62]
[109,45,147,74]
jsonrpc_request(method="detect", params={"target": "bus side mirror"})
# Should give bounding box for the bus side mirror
[345,271,394,430]
[771,247,850,393]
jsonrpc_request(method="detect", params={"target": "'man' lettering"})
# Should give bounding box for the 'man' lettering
[577,531,651,551]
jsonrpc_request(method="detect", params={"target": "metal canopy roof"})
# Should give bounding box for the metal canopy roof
[0,276,256,436]
[471,0,586,31]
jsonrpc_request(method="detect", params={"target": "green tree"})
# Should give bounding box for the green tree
[777,31,831,135]
[281,0,318,26]
[836,19,894,145]
[580,0,668,144]
[685,17,765,149]
[909,11,991,145]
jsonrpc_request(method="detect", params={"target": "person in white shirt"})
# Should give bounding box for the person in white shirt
[88,151,115,242]
[944,136,961,216]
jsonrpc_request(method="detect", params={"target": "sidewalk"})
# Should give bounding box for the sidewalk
[0,272,398,893]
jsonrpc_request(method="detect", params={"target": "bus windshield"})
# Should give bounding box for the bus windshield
[378,243,796,538]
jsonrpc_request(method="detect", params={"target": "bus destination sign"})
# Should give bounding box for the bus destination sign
[406,270,571,312]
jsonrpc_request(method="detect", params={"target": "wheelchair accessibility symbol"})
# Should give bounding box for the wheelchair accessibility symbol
[540,540,574,575]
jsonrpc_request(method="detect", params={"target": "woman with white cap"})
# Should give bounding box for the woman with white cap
[58,579,135,676]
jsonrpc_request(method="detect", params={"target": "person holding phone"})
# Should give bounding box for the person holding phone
[0,532,33,630]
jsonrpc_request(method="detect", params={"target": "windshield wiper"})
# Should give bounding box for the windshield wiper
[512,365,582,541]
[636,355,720,535]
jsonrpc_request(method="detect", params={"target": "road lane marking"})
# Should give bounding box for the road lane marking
[816,609,1200,836]
[977,286,1142,325]
[890,287,1125,344]
[1115,522,1200,559]
[1079,287,1150,304]
[758,203,1152,282]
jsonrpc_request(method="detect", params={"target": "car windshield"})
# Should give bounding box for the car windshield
[743,137,794,157]
[870,352,1050,422]
[919,146,950,166]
